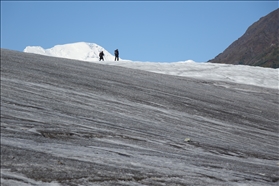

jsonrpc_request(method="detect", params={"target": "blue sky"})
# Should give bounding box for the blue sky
[1,1,277,62]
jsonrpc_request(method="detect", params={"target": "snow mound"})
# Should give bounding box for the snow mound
[24,42,116,61]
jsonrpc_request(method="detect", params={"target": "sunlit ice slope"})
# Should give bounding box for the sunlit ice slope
[93,60,278,90]
[1,49,278,186]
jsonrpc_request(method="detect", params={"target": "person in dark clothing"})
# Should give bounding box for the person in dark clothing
[99,51,104,61]
[114,49,119,61]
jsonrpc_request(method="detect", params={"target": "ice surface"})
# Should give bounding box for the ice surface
[1,49,279,185]
[95,60,278,90]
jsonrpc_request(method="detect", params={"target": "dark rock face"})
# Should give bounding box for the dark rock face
[209,8,279,68]
[1,49,279,185]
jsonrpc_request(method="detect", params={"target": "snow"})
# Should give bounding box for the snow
[24,42,118,61]
[24,42,279,90]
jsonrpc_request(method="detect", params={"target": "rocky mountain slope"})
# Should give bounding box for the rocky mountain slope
[208,8,279,68]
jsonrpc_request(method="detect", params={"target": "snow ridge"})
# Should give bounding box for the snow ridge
[24,42,116,61]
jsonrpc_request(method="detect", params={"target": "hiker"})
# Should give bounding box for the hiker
[99,51,104,61]
[114,49,119,61]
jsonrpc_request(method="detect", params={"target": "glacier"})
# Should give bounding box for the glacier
[1,48,279,185]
